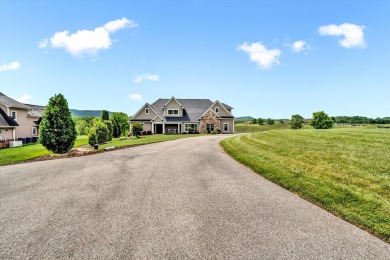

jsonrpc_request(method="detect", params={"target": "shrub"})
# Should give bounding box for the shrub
[88,127,98,146]
[39,93,77,154]
[142,131,147,135]
[131,122,143,138]
[102,120,113,141]
[267,118,275,125]
[290,114,303,129]
[258,118,265,125]
[216,129,221,134]
[210,131,217,135]
[310,111,334,129]
[147,130,152,135]
[182,132,188,134]
[95,122,109,143]
[194,131,200,134]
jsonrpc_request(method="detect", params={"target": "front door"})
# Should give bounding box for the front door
[155,124,163,134]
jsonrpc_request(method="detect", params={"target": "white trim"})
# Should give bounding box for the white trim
[32,127,38,136]
[223,123,229,132]
[131,103,160,121]
[163,96,184,108]
[167,109,179,115]
[152,114,164,122]
[212,100,233,117]
[11,110,17,120]
[184,123,198,132]
[199,108,221,119]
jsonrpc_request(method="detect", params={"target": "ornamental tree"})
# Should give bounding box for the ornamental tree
[101,110,109,120]
[310,111,334,129]
[290,114,303,129]
[132,122,143,138]
[39,93,77,153]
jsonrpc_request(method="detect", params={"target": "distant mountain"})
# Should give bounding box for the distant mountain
[70,109,113,118]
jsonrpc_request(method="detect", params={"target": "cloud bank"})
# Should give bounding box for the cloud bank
[238,42,281,69]
[318,23,366,49]
[291,40,308,53]
[42,18,138,57]
[15,94,32,103]
[133,74,160,84]
[0,61,21,71]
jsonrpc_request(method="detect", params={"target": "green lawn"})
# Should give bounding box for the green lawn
[0,135,89,166]
[0,134,202,165]
[221,128,390,242]
[234,123,291,133]
[97,134,203,151]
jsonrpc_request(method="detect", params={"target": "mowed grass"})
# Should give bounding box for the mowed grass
[234,123,291,133]
[0,134,202,165]
[0,135,89,165]
[221,128,390,242]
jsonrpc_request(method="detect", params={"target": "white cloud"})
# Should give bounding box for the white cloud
[45,17,137,57]
[318,23,366,49]
[0,61,21,71]
[129,93,142,101]
[133,73,160,83]
[103,17,138,33]
[15,94,32,103]
[238,42,281,69]
[38,38,48,48]
[291,40,307,53]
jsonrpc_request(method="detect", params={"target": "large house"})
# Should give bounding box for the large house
[130,97,234,134]
[0,92,43,141]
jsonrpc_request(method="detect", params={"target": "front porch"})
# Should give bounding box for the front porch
[152,123,182,134]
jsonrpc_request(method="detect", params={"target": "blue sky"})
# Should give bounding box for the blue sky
[1,0,389,118]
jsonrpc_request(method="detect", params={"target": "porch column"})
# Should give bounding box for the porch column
[178,123,180,134]
[12,128,16,140]
[152,122,155,134]
[129,122,132,133]
[162,123,165,134]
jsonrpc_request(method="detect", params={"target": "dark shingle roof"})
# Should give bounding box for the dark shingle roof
[151,99,215,122]
[0,107,19,127]
[25,104,45,117]
[0,92,32,110]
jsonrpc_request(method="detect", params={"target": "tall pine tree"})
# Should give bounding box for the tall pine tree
[39,93,77,153]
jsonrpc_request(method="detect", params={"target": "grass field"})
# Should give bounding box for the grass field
[221,128,390,242]
[234,123,291,133]
[0,134,202,165]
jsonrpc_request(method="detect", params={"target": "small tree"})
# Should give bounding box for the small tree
[258,118,265,125]
[252,118,258,124]
[132,122,143,138]
[102,120,113,141]
[310,111,334,129]
[88,127,98,146]
[95,122,110,143]
[40,93,77,153]
[267,118,275,125]
[111,112,130,137]
[290,114,303,129]
[101,110,109,121]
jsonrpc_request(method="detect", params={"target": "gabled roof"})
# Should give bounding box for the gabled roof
[0,92,32,110]
[131,98,234,123]
[26,104,45,118]
[130,103,162,122]
[163,96,184,108]
[209,100,234,118]
[0,107,19,127]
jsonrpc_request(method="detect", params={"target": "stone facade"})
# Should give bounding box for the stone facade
[199,110,220,133]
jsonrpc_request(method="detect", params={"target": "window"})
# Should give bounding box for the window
[32,127,37,136]
[11,111,17,120]
[223,123,228,132]
[184,123,198,132]
[206,124,214,132]
[145,108,149,114]
[215,107,219,113]
[167,109,179,115]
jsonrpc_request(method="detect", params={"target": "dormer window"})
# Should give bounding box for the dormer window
[167,109,179,115]
[215,107,219,113]
[145,108,149,114]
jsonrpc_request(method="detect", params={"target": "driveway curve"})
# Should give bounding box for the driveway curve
[1,135,389,259]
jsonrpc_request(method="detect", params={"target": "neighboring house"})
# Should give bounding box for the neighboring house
[0,92,43,140]
[130,97,234,134]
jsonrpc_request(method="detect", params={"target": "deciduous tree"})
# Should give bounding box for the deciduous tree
[290,114,303,129]
[310,111,334,129]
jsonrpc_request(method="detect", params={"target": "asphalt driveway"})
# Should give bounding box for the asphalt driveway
[1,135,389,259]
